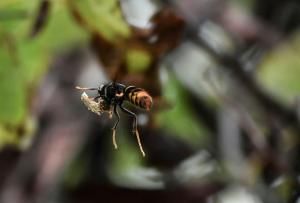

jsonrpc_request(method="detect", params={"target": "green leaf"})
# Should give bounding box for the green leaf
[156,75,209,146]
[71,0,130,42]
[0,0,89,149]
[258,34,300,104]
[0,49,26,126]
[126,49,152,73]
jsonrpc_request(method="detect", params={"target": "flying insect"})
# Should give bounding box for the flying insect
[76,82,153,157]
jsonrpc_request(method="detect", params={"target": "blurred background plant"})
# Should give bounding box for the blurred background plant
[0,0,300,202]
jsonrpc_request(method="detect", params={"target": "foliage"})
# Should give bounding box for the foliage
[259,34,300,104]
[0,0,87,148]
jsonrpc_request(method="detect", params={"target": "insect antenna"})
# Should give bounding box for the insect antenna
[75,86,98,91]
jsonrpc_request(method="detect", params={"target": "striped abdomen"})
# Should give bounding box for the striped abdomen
[124,86,153,110]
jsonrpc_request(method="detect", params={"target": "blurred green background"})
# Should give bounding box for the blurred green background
[1,0,300,203]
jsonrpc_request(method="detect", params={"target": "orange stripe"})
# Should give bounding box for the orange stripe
[131,94,137,105]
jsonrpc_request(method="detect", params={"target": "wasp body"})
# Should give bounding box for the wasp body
[76,82,152,156]
[97,83,152,110]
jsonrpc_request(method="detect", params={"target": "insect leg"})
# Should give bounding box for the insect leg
[112,104,120,149]
[120,105,145,157]
[120,105,136,131]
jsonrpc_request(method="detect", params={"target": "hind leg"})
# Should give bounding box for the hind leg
[111,104,120,149]
[120,105,145,157]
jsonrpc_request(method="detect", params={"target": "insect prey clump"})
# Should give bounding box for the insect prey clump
[80,92,112,118]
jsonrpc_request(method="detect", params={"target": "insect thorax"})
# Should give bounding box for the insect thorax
[99,83,126,104]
